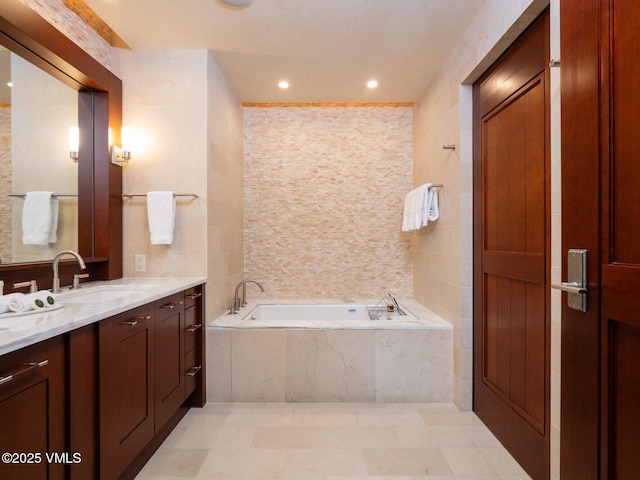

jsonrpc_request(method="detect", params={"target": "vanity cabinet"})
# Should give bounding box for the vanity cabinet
[99,303,155,480]
[154,292,185,431]
[0,283,205,480]
[0,336,67,480]
[99,285,206,479]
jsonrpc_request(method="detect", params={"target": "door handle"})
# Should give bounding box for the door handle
[552,249,588,312]
[551,282,587,295]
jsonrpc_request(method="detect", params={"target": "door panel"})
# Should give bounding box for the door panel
[473,10,550,480]
[561,0,640,478]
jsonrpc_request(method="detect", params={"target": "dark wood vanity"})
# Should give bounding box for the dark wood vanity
[0,284,206,480]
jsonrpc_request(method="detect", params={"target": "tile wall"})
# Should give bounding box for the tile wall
[112,49,244,320]
[243,106,413,300]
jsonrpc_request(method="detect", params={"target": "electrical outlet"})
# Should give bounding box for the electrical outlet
[135,254,146,272]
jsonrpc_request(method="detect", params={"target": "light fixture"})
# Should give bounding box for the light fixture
[6,82,13,88]
[278,80,289,89]
[367,80,378,89]
[110,125,133,164]
[69,126,79,162]
[218,0,254,8]
[121,125,133,162]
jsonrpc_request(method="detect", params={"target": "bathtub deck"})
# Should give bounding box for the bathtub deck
[208,299,453,403]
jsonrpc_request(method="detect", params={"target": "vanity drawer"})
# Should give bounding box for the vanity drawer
[184,348,201,398]
[184,306,202,354]
[155,292,185,320]
[112,305,153,343]
[184,286,203,309]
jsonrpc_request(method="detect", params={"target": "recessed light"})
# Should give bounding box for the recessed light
[367,80,378,89]
[218,0,253,7]
[278,81,290,89]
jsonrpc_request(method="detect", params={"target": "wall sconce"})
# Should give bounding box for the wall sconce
[122,125,133,162]
[110,125,133,164]
[69,126,79,162]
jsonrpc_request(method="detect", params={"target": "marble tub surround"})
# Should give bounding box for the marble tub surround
[208,299,453,403]
[0,276,206,355]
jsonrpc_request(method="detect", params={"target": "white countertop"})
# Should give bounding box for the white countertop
[0,277,206,356]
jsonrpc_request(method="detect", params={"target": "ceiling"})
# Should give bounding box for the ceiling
[82,0,487,103]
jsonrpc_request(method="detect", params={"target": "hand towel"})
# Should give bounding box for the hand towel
[147,191,176,245]
[402,184,429,231]
[420,183,439,227]
[425,185,439,223]
[0,293,26,313]
[22,191,58,245]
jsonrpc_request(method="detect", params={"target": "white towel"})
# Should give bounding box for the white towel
[402,184,428,231]
[0,293,26,313]
[402,184,439,231]
[422,184,439,226]
[22,191,58,244]
[147,191,176,245]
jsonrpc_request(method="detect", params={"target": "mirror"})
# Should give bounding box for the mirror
[0,46,79,264]
[0,0,123,285]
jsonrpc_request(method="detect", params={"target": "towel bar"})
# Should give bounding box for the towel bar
[122,193,198,198]
[9,193,77,198]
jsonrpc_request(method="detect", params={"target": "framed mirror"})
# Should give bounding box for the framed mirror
[0,0,122,288]
[1,46,80,264]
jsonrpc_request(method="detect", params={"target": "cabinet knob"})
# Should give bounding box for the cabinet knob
[186,324,202,333]
[186,365,202,377]
[186,293,202,300]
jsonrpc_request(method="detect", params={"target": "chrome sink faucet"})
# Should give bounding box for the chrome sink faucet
[52,250,86,293]
[230,279,264,314]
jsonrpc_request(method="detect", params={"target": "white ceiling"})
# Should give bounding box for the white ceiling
[83,0,487,103]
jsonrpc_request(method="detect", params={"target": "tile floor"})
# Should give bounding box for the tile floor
[135,402,532,479]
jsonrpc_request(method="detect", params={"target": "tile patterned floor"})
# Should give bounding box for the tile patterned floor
[135,403,533,479]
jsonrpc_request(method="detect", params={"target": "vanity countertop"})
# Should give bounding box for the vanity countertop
[0,277,206,356]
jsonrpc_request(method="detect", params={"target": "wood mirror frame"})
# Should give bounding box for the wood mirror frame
[0,0,122,289]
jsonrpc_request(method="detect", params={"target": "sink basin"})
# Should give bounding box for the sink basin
[58,284,160,304]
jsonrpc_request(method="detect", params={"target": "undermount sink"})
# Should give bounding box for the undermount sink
[58,284,160,304]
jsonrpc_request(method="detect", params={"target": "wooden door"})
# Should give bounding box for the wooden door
[560,1,640,478]
[473,10,550,480]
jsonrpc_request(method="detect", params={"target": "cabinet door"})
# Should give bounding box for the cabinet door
[154,292,185,431]
[99,304,154,480]
[0,336,66,480]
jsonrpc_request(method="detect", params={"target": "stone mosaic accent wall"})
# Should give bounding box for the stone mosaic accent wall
[244,106,413,300]
[0,106,11,264]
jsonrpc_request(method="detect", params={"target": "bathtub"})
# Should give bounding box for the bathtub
[207,299,453,403]
[210,302,452,329]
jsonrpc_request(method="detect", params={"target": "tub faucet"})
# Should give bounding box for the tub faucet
[387,292,407,316]
[52,250,86,293]
[230,279,264,314]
